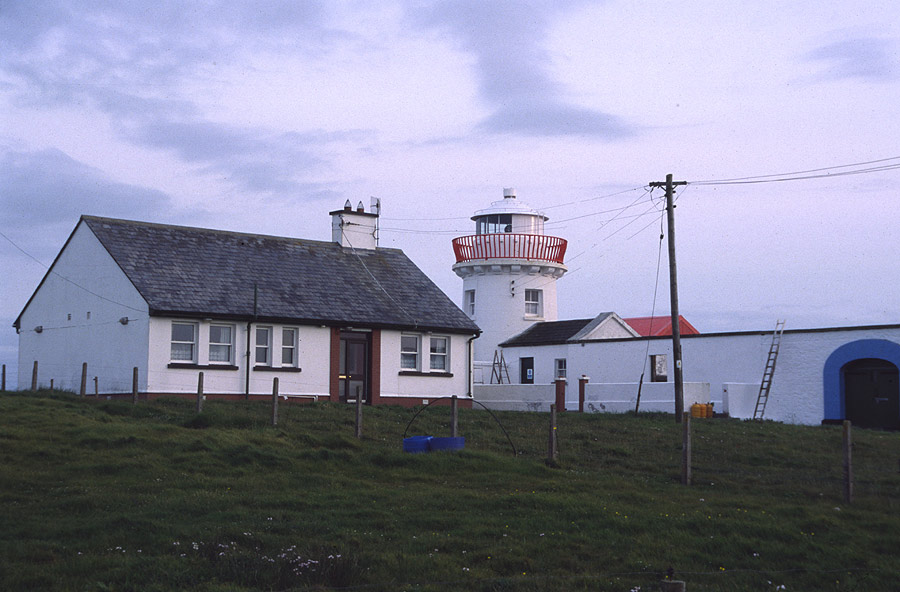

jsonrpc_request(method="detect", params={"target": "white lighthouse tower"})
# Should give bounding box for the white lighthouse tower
[452,188,568,379]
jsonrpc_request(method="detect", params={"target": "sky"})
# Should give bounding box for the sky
[2,1,900,388]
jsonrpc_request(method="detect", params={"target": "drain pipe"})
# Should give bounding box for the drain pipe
[466,334,477,399]
[245,283,258,400]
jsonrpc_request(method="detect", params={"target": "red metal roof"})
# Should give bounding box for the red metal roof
[623,315,700,336]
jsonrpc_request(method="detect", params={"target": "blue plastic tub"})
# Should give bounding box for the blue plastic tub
[428,437,465,452]
[403,436,433,453]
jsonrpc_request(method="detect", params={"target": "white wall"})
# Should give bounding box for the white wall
[17,223,150,392]
[148,318,332,397]
[380,331,472,402]
[499,326,900,425]
[474,381,710,413]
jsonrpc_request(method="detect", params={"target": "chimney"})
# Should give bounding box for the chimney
[503,187,516,199]
[330,199,380,249]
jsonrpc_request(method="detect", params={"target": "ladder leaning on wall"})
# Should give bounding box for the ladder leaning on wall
[490,350,511,384]
[754,320,786,420]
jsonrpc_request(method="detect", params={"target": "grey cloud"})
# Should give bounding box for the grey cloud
[807,37,898,82]
[0,148,174,230]
[408,0,637,139]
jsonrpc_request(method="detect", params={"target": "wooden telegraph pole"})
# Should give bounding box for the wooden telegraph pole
[649,174,688,422]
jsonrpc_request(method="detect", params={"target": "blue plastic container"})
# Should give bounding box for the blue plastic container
[403,436,433,453]
[428,437,465,452]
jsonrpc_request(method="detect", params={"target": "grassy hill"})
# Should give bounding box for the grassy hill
[1,391,899,591]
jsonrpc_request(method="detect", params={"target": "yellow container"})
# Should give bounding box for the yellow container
[691,403,704,418]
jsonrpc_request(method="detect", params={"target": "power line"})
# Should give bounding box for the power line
[691,156,900,185]
[0,229,147,314]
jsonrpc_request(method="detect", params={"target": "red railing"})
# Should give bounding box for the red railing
[452,234,567,264]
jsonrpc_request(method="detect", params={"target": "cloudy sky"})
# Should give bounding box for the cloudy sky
[2,1,899,386]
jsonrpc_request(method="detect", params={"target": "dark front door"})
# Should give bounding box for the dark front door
[340,332,370,403]
[520,357,534,384]
[843,358,899,430]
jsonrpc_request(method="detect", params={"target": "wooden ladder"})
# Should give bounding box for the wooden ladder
[490,350,511,384]
[754,320,786,420]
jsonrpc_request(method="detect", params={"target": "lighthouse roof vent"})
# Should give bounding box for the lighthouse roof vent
[472,188,549,221]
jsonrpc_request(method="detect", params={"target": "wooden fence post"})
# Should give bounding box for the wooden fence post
[548,404,559,465]
[2,364,6,391]
[451,395,459,437]
[578,375,588,412]
[94,376,99,397]
[131,367,138,404]
[843,420,853,504]
[355,392,363,438]
[32,361,39,391]
[271,377,279,427]
[196,372,204,413]
[80,363,87,396]
[50,378,54,390]
[682,411,692,486]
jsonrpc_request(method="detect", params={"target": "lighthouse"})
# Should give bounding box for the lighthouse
[452,188,568,378]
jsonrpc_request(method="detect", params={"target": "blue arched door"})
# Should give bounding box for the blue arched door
[824,339,900,430]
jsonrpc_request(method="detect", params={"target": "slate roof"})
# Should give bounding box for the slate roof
[79,216,479,334]
[500,318,594,347]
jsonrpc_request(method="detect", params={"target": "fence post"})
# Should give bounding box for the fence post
[32,361,39,391]
[132,367,138,404]
[355,392,363,438]
[196,372,204,413]
[451,395,459,437]
[2,364,6,391]
[843,420,853,504]
[578,375,588,412]
[548,404,559,465]
[682,412,692,485]
[271,377,279,427]
[94,376,99,397]
[80,363,87,396]
[554,378,566,411]
[50,378,54,390]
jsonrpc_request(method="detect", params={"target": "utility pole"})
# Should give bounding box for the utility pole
[649,174,688,422]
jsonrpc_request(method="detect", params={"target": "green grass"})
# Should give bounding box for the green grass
[1,390,899,591]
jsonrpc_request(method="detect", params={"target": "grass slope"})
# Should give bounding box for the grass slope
[1,391,899,591]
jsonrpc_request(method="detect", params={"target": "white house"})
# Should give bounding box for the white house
[15,204,480,406]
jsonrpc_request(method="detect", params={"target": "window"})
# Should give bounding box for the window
[171,322,197,362]
[555,358,567,380]
[255,327,271,365]
[430,336,449,371]
[282,328,297,366]
[209,325,233,364]
[401,335,419,370]
[465,290,475,316]
[476,214,513,234]
[651,354,668,382]
[525,289,543,317]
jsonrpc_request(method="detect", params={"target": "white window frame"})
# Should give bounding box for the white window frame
[525,289,543,317]
[401,334,420,370]
[209,324,234,364]
[465,289,475,316]
[555,358,567,380]
[170,322,197,362]
[281,328,298,367]
[255,326,272,366]
[429,336,449,372]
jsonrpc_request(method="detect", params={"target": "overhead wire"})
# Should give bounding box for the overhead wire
[0,228,148,315]
[691,156,900,185]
